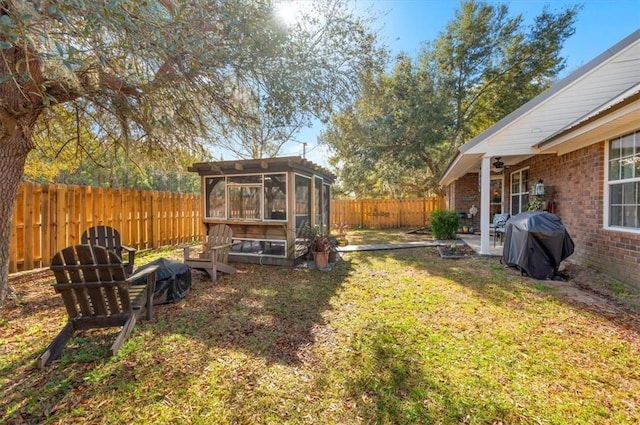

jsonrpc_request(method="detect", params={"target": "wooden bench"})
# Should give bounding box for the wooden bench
[37,244,157,368]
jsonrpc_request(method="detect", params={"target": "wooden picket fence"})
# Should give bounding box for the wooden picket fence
[331,197,445,229]
[9,182,202,274]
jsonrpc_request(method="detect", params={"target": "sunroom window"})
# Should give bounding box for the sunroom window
[204,173,287,221]
[206,177,225,218]
[264,174,287,220]
[608,131,640,230]
[315,176,323,232]
[295,174,311,234]
[323,183,331,230]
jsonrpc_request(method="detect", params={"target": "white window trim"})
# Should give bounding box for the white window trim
[510,167,530,216]
[603,133,640,234]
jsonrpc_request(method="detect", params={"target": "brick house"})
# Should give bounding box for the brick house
[439,30,640,288]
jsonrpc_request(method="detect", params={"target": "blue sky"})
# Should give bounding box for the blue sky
[291,0,640,168]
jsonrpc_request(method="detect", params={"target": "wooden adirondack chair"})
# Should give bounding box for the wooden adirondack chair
[81,226,136,275]
[183,224,237,282]
[37,244,158,368]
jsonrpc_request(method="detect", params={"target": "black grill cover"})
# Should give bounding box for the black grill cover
[134,258,191,304]
[502,212,575,280]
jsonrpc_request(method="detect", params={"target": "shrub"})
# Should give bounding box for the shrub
[431,210,459,240]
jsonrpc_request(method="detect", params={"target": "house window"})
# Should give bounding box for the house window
[607,131,640,230]
[510,168,529,216]
[490,176,504,219]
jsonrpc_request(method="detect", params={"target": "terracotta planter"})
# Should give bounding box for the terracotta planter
[313,250,329,269]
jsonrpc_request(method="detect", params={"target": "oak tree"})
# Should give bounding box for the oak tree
[322,0,579,197]
[0,0,382,301]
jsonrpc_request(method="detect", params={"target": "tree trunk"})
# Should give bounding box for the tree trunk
[0,14,45,302]
[0,124,35,302]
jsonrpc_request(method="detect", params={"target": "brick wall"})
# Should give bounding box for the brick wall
[520,143,639,289]
[448,173,480,230]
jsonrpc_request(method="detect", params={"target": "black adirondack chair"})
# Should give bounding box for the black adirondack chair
[81,226,136,275]
[37,244,157,368]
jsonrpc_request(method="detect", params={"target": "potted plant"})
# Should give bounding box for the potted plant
[306,225,331,268]
[310,234,330,268]
[332,222,349,246]
[525,198,546,211]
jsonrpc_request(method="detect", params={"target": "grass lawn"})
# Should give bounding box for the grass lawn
[1,229,639,424]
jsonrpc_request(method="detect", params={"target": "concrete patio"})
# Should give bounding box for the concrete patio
[459,233,503,257]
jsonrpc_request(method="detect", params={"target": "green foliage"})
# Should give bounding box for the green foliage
[13,0,385,185]
[304,225,332,252]
[525,197,546,211]
[322,0,579,197]
[0,0,385,299]
[25,104,207,191]
[431,210,459,240]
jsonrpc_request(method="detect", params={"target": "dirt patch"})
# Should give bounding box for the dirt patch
[494,259,640,331]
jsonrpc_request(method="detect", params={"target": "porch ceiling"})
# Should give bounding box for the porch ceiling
[439,153,534,186]
[439,153,483,186]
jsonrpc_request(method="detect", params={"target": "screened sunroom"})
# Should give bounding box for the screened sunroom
[188,156,335,265]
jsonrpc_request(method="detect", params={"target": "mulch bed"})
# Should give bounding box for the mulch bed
[437,243,477,258]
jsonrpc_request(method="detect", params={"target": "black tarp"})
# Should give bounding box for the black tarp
[134,258,191,304]
[502,211,575,280]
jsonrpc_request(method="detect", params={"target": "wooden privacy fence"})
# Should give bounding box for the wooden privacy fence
[10,182,444,274]
[10,182,201,274]
[331,197,445,229]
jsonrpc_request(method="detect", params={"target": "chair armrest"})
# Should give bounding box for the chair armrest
[126,264,159,285]
[121,244,136,254]
[120,245,136,275]
[183,245,200,261]
[210,243,235,251]
[127,264,158,321]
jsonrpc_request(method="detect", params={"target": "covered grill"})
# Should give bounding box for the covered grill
[134,258,191,304]
[502,211,575,280]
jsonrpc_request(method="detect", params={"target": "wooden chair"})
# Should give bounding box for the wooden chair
[37,244,158,368]
[81,226,136,275]
[183,224,237,282]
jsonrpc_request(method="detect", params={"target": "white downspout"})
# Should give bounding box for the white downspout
[479,156,491,255]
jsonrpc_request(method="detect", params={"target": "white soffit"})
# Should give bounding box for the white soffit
[541,102,639,156]
[536,85,640,155]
